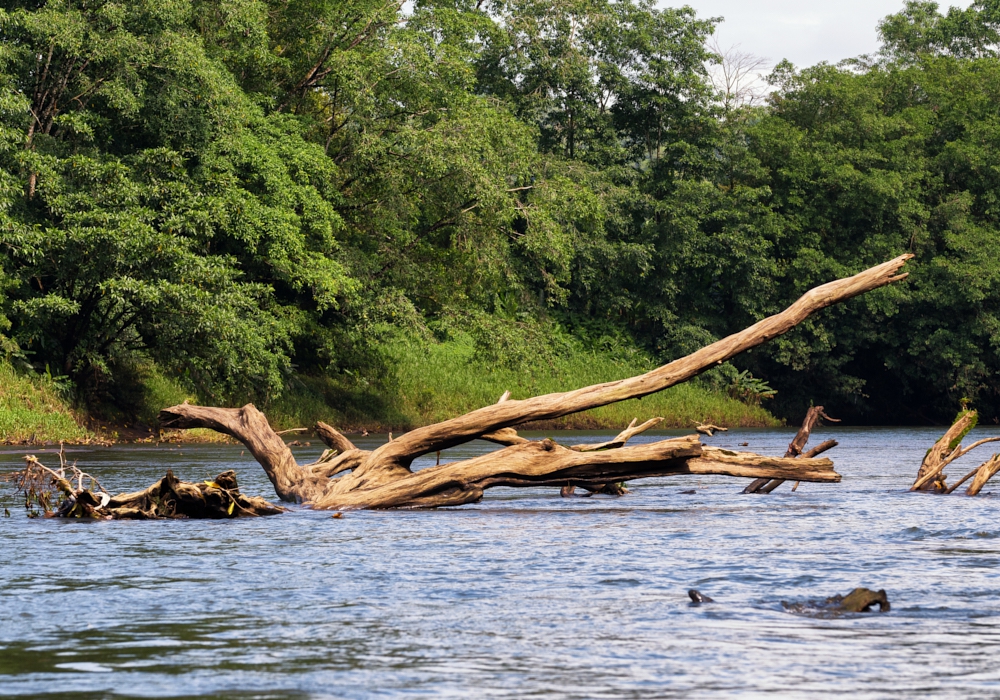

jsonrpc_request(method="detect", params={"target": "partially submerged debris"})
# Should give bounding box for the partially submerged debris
[102,470,285,519]
[784,587,890,616]
[4,448,283,519]
[912,410,1000,495]
[834,587,891,613]
[155,256,912,510]
[744,405,839,494]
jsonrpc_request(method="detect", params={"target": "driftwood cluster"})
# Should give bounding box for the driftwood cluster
[6,448,283,519]
[911,410,1000,496]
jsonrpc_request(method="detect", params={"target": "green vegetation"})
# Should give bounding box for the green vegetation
[269,332,777,430]
[0,362,87,442]
[0,0,999,429]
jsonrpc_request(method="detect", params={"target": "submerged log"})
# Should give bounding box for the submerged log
[152,256,911,510]
[104,470,285,519]
[784,587,890,615]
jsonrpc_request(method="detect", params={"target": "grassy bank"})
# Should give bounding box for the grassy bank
[269,333,778,431]
[0,333,777,443]
[0,363,89,443]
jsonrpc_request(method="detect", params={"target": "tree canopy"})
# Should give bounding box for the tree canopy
[0,0,998,423]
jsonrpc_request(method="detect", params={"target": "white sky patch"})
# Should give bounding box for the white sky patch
[665,0,976,69]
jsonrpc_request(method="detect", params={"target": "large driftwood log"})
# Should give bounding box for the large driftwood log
[158,256,912,509]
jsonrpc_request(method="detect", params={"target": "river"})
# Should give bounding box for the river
[2,426,1000,697]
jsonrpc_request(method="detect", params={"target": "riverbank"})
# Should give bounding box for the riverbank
[267,334,778,432]
[0,337,778,444]
[0,363,90,444]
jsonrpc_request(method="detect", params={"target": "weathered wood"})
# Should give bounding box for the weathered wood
[157,402,328,502]
[103,470,285,519]
[315,422,357,453]
[745,406,838,494]
[311,438,837,510]
[912,411,977,492]
[359,255,912,473]
[480,427,529,447]
[910,410,1000,495]
[9,455,284,519]
[558,417,664,496]
[761,440,838,493]
[965,454,1000,497]
[571,417,664,452]
[786,407,839,457]
[155,256,910,510]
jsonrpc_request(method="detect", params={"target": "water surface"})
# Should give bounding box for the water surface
[3,426,1000,697]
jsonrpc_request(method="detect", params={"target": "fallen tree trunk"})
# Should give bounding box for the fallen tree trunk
[152,255,910,510]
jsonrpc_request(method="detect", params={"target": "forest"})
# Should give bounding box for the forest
[1,0,999,429]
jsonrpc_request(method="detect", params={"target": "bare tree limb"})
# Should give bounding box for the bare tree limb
[153,256,910,510]
[363,255,912,473]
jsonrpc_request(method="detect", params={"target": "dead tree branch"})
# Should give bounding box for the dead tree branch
[152,256,910,510]
[913,410,1000,495]
[745,406,840,494]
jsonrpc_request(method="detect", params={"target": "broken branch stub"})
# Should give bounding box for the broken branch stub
[745,406,838,494]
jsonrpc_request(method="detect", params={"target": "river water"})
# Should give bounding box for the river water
[3,426,1000,698]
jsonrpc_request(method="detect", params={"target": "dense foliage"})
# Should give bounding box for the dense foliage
[0,0,998,423]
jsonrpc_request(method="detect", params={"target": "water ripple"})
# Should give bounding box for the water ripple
[2,426,1000,696]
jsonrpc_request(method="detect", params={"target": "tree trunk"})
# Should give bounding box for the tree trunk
[158,255,912,510]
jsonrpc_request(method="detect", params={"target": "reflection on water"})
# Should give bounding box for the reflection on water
[3,426,1000,697]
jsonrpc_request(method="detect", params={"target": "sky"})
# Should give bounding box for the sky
[666,0,976,68]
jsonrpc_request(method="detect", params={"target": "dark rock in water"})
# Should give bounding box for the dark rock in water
[783,587,890,616]
[679,489,697,495]
[688,589,714,604]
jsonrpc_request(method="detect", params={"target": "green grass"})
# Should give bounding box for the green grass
[269,333,778,431]
[0,331,776,441]
[0,362,89,443]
